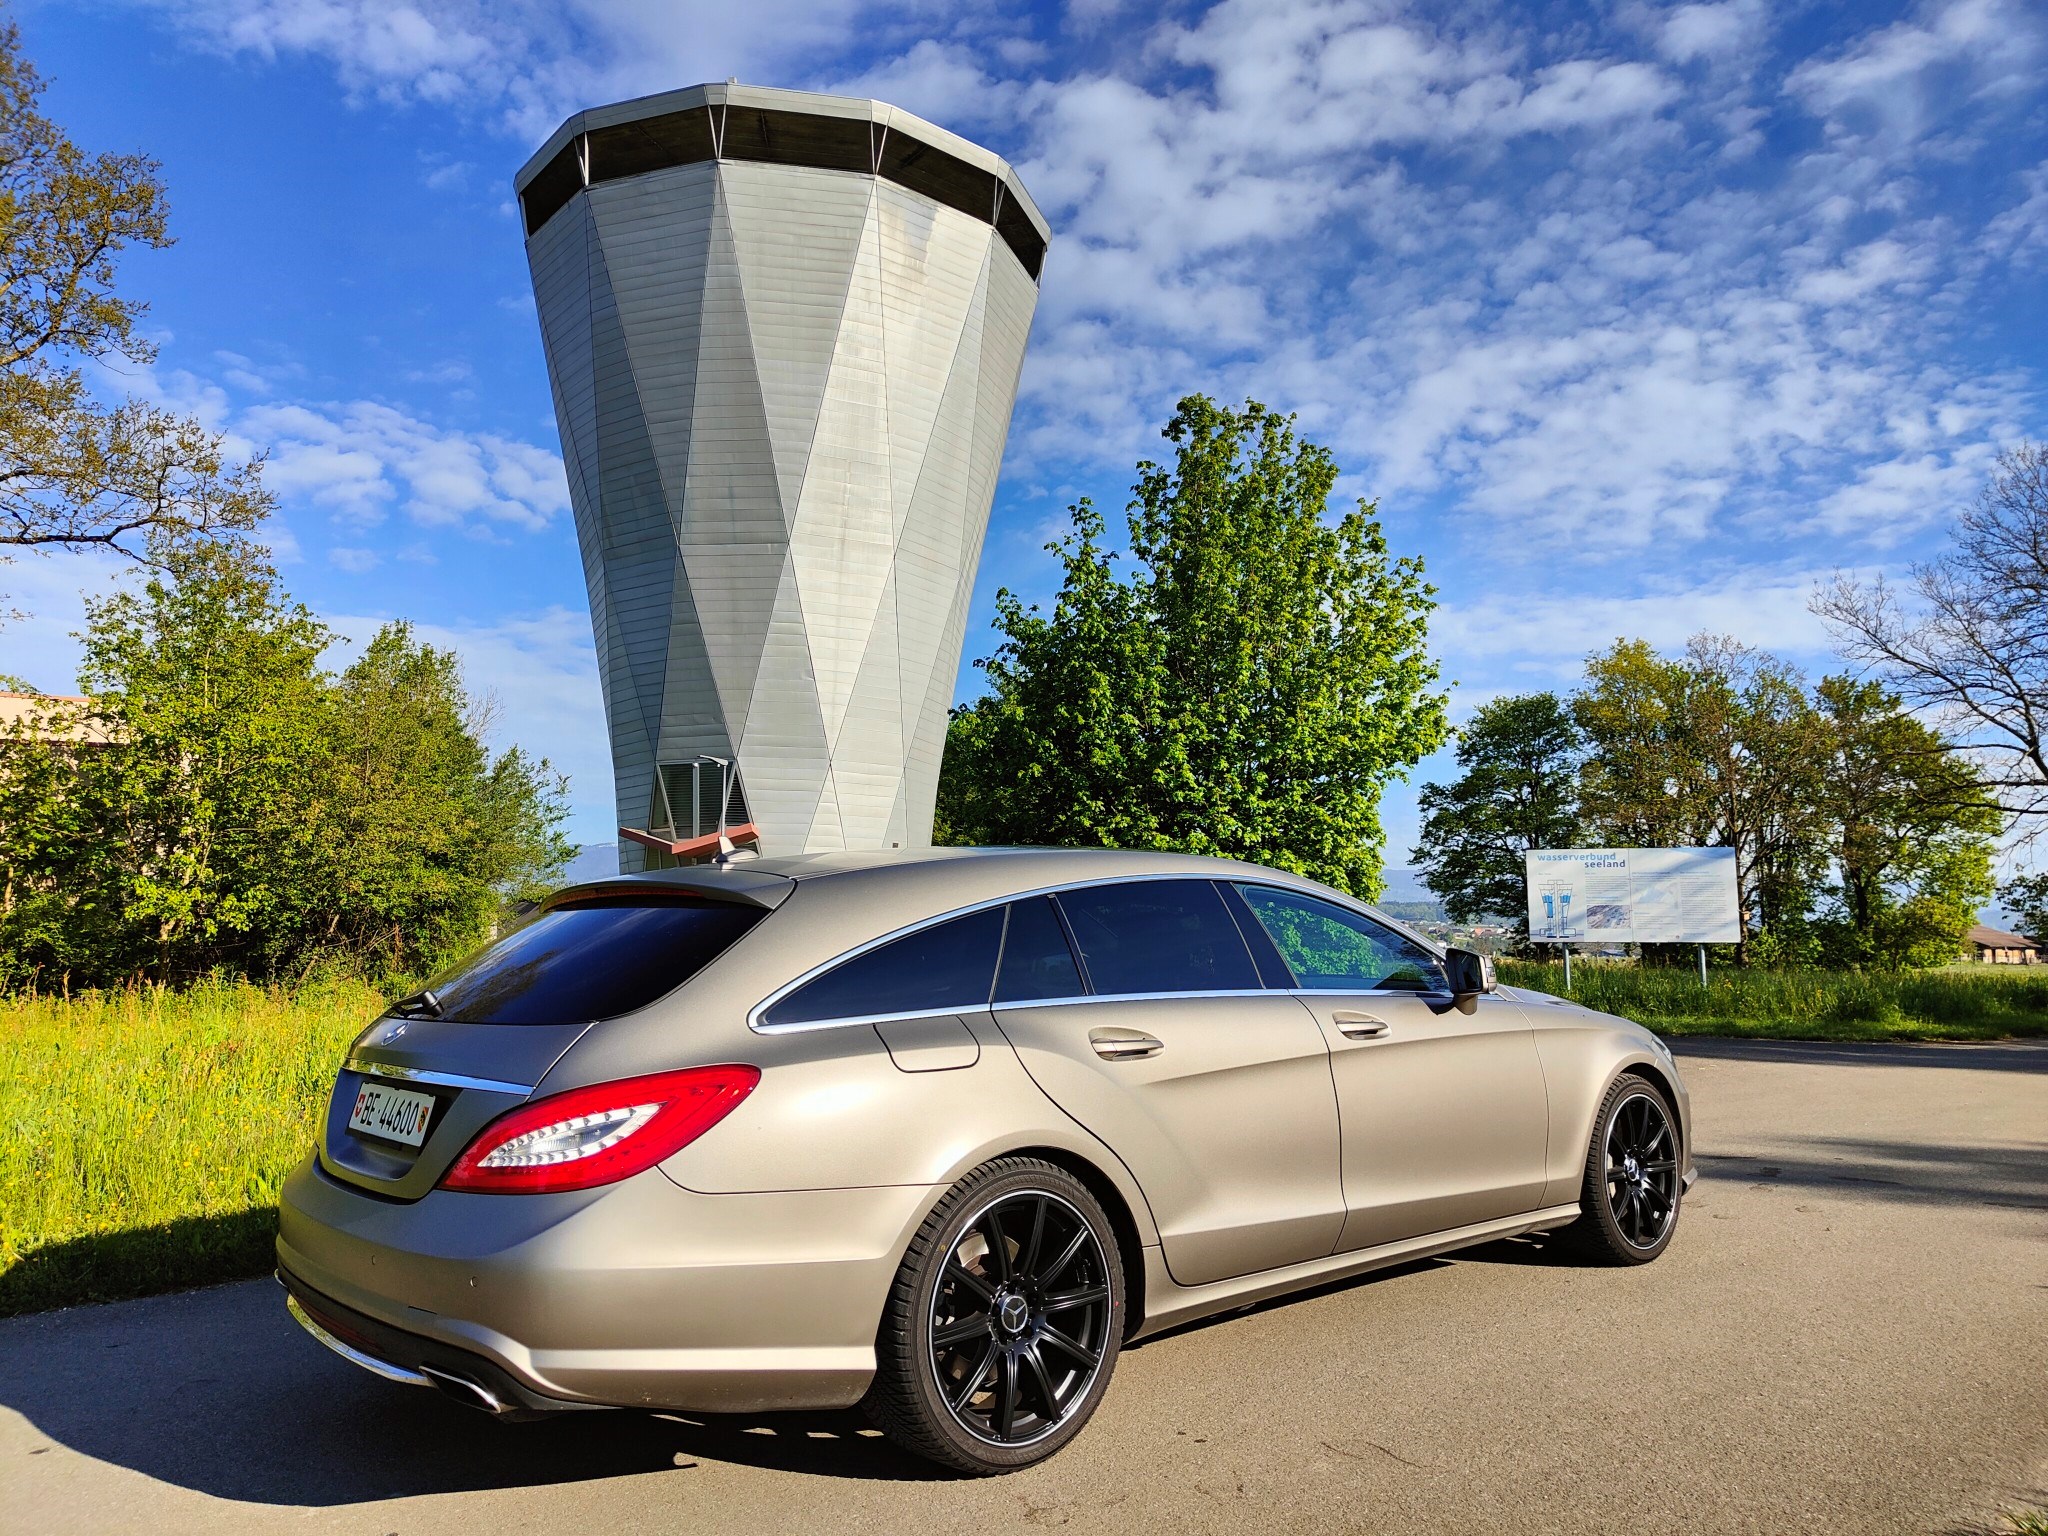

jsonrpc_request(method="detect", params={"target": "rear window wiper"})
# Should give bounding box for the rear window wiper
[390,988,444,1018]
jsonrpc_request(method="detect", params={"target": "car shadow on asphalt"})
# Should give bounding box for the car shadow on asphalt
[0,1279,946,1504]
[1696,1135,2048,1210]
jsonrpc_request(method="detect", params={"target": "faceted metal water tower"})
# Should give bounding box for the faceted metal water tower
[515,84,1048,869]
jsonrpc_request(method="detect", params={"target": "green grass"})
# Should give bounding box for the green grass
[0,978,378,1318]
[1497,959,2048,1041]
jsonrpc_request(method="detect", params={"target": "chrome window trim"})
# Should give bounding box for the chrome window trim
[747,870,1438,1035]
[343,1058,535,1097]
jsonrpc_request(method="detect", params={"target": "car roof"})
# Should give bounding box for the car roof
[542,847,1439,947]
[564,844,1303,892]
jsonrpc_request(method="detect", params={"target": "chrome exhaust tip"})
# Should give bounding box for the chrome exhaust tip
[420,1365,509,1415]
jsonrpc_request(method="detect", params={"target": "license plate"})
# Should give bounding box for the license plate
[348,1079,436,1147]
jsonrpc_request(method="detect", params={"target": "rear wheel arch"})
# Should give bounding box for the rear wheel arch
[981,1145,1148,1341]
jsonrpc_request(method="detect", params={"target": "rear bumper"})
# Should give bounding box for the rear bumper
[280,1267,597,1415]
[276,1153,940,1413]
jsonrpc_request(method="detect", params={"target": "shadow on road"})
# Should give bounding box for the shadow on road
[0,1279,940,1504]
[1669,1037,2048,1074]
[1697,1134,2048,1211]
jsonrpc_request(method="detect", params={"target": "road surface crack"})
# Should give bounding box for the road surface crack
[1323,1437,1429,1471]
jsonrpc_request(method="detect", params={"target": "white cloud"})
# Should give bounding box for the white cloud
[328,546,381,573]
[1787,0,2045,152]
[1984,159,2048,264]
[1431,568,1842,674]
[1791,238,1936,305]
[828,40,1023,130]
[1811,448,1996,539]
[1656,1,1767,65]
[129,0,895,140]
[239,399,570,533]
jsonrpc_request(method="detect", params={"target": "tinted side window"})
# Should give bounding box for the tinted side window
[427,897,766,1025]
[1235,885,1446,992]
[762,906,1005,1026]
[1053,880,1261,996]
[994,896,1084,1003]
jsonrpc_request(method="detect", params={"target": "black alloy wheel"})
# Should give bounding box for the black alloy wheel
[1566,1072,1683,1264]
[1604,1088,1680,1249]
[865,1157,1124,1474]
[929,1190,1112,1447]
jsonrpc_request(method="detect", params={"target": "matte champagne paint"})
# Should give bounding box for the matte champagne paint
[279,847,1694,1418]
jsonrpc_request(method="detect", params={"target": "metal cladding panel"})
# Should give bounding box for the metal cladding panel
[789,206,893,749]
[675,182,785,740]
[589,166,718,499]
[584,229,677,809]
[525,125,1040,858]
[833,559,908,845]
[738,560,832,840]
[873,185,992,537]
[719,162,873,521]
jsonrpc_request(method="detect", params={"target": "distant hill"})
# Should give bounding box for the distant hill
[561,843,620,885]
[1379,899,1447,923]
[1379,866,1434,904]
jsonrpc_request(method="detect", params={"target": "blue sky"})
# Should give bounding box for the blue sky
[6,0,2046,876]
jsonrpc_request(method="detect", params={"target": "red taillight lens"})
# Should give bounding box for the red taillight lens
[439,1065,759,1194]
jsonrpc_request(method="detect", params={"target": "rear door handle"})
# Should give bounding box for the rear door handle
[1089,1028,1164,1060]
[1333,1011,1389,1039]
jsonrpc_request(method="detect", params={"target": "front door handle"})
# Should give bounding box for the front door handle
[1333,1011,1389,1039]
[1089,1028,1164,1060]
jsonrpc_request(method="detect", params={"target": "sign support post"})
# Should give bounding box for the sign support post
[1562,943,1572,992]
[1697,944,1707,989]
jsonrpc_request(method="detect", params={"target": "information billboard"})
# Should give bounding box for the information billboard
[1525,848,1740,945]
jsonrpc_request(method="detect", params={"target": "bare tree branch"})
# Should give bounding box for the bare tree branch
[1814,442,2048,832]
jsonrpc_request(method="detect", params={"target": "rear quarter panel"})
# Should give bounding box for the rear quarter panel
[524,878,1162,1240]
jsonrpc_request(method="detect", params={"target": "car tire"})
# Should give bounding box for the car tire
[1562,1072,1683,1265]
[863,1156,1125,1475]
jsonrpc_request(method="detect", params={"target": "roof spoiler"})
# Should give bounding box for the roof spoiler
[541,866,795,913]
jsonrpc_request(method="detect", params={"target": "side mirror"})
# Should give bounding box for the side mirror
[1445,947,1497,1015]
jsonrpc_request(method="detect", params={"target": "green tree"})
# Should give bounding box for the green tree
[0,540,571,986]
[314,623,573,973]
[1574,636,1832,960]
[1411,692,1581,939]
[0,20,268,611]
[1813,675,1999,967]
[938,396,1448,897]
[2001,873,2048,944]
[76,538,334,975]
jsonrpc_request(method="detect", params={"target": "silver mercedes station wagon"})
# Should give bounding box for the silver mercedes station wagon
[278,847,1694,1474]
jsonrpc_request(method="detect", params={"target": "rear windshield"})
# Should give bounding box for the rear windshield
[418,896,766,1025]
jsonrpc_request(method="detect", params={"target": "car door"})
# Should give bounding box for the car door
[1228,884,1549,1253]
[991,881,1345,1289]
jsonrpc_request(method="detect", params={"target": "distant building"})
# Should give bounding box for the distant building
[0,692,112,745]
[1964,924,2043,965]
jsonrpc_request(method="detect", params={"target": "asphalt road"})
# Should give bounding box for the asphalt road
[3,1038,2044,1536]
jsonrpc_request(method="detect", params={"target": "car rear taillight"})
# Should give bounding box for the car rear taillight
[440,1065,759,1194]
